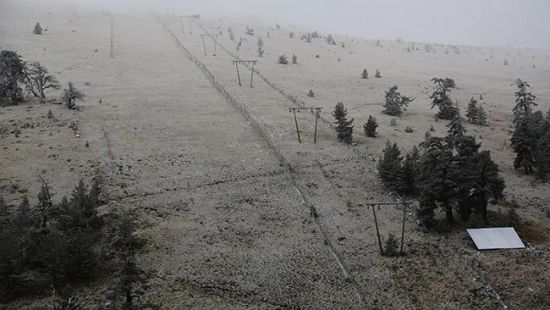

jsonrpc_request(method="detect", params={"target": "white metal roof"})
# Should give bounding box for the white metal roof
[467,227,525,250]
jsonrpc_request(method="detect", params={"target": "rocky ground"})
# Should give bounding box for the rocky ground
[1,1,549,308]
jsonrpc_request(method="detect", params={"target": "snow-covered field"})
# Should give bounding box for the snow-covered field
[1,0,549,308]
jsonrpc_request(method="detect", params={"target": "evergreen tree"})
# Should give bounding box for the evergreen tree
[278,54,288,65]
[34,22,43,35]
[512,79,537,123]
[307,89,314,97]
[112,212,144,309]
[511,112,544,174]
[418,137,456,224]
[63,82,85,109]
[430,77,458,120]
[465,97,487,125]
[378,141,404,192]
[535,129,550,179]
[332,102,354,144]
[401,146,420,195]
[446,112,466,147]
[256,37,264,57]
[383,85,413,116]
[361,69,368,79]
[0,50,26,104]
[374,69,381,78]
[292,54,297,64]
[363,115,378,137]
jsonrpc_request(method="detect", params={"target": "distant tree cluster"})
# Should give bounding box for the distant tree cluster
[378,112,504,227]
[510,79,550,178]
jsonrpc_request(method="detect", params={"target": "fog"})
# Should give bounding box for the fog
[10,0,550,49]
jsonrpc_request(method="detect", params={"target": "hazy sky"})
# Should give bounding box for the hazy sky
[22,0,550,49]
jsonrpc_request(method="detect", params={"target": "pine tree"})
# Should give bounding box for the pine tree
[0,50,26,104]
[63,82,85,109]
[466,97,482,124]
[418,137,456,224]
[512,79,537,123]
[477,104,488,126]
[430,77,458,120]
[34,22,43,35]
[332,102,354,144]
[383,85,413,116]
[278,54,288,65]
[292,54,297,64]
[361,69,368,79]
[374,69,381,78]
[511,112,544,174]
[307,89,314,97]
[401,146,420,195]
[363,115,378,137]
[446,112,466,147]
[378,141,404,192]
[256,37,264,57]
[535,129,550,179]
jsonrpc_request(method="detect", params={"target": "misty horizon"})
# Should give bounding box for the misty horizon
[8,0,548,49]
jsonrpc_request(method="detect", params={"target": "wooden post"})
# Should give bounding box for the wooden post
[189,17,193,34]
[250,62,255,88]
[372,204,384,255]
[213,35,218,56]
[314,109,319,143]
[293,109,301,143]
[234,62,241,87]
[400,201,407,255]
[201,35,207,56]
[180,20,184,34]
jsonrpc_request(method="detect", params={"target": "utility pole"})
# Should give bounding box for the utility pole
[199,34,219,56]
[365,201,409,256]
[288,107,323,144]
[232,60,257,87]
[178,15,194,34]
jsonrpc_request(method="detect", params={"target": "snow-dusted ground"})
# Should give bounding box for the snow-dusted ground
[1,1,549,308]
